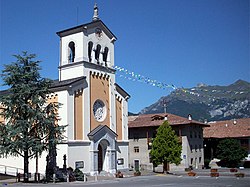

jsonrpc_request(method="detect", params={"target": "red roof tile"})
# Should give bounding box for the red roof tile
[128,113,208,128]
[203,118,250,138]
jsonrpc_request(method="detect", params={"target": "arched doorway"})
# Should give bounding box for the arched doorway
[68,41,75,63]
[97,139,110,173]
[98,144,103,173]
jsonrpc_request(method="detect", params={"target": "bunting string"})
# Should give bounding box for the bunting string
[113,65,177,91]
[111,65,244,101]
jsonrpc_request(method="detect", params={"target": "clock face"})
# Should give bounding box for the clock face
[95,28,103,40]
[93,100,106,122]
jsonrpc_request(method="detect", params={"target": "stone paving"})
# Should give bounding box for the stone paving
[170,168,250,178]
[0,168,249,185]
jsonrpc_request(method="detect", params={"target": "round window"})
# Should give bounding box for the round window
[93,99,106,122]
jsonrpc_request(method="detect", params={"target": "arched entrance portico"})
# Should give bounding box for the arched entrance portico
[88,125,117,176]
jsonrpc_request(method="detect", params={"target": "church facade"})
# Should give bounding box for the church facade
[0,4,130,176]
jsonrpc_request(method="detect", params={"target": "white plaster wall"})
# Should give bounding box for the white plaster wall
[0,150,48,175]
[181,125,204,169]
[57,90,69,140]
[82,74,90,141]
[122,99,129,141]
[56,144,69,169]
[110,73,116,133]
[180,135,189,169]
[109,76,116,132]
[67,142,91,173]
[129,138,150,168]
[0,156,23,175]
[60,63,84,81]
[116,142,129,170]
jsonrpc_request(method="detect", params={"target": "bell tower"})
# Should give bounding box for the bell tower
[55,4,130,175]
[57,3,117,81]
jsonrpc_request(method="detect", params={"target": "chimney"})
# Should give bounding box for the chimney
[164,115,168,121]
[188,114,192,121]
[233,119,237,125]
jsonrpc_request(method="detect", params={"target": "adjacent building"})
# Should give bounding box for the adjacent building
[128,113,209,171]
[203,118,250,164]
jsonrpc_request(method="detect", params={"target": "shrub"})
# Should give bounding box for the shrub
[115,171,123,178]
[210,172,219,177]
[134,170,141,176]
[73,168,85,181]
[235,173,245,178]
[187,171,196,176]
[210,168,218,173]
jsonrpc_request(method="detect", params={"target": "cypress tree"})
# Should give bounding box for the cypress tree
[150,120,182,173]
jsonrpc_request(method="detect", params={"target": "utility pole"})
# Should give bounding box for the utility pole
[161,99,167,113]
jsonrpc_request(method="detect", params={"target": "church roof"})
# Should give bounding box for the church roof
[128,113,209,128]
[115,83,130,100]
[50,76,86,92]
[51,76,85,88]
[0,89,9,95]
[0,76,86,95]
[56,20,117,40]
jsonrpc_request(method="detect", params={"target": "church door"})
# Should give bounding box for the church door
[98,144,103,173]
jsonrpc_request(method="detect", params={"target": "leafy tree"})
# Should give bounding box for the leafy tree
[150,120,182,173]
[216,138,247,168]
[0,52,65,182]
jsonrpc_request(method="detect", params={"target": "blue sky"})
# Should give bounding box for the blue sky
[0,0,249,113]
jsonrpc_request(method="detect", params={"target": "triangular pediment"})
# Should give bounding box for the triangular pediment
[57,20,116,41]
[88,125,117,141]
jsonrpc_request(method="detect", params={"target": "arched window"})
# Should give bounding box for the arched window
[88,41,93,62]
[95,44,101,64]
[102,47,109,66]
[68,42,75,63]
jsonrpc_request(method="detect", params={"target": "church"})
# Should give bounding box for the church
[0,4,130,176]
